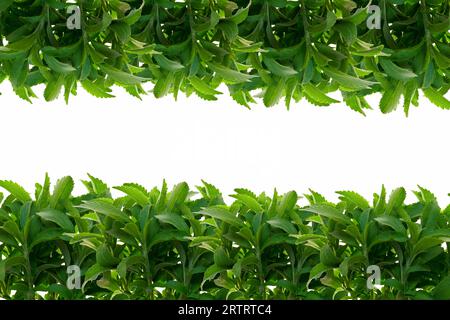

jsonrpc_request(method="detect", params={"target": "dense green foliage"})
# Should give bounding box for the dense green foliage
[0,1,448,113]
[1,176,450,300]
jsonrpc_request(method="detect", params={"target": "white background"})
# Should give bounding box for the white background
[0,83,449,204]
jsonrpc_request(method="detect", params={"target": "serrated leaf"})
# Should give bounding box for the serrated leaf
[0,180,31,203]
[189,76,221,96]
[303,83,340,106]
[423,88,450,110]
[114,184,149,206]
[336,191,369,209]
[81,80,114,98]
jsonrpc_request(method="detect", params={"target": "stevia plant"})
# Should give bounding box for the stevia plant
[1,175,450,300]
[0,0,448,114]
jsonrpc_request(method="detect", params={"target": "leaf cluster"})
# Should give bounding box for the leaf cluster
[0,1,448,114]
[1,176,450,300]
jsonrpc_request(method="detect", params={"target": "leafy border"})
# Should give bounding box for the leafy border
[0,0,448,114]
[0,176,450,300]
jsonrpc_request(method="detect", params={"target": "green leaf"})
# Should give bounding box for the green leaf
[263,57,297,77]
[78,199,130,223]
[189,76,221,96]
[307,263,329,289]
[379,59,417,81]
[218,21,238,41]
[423,88,450,110]
[114,184,149,206]
[267,218,297,234]
[117,255,145,279]
[412,237,442,259]
[386,187,406,214]
[414,185,437,203]
[0,257,27,283]
[199,207,243,228]
[291,234,327,245]
[0,229,18,246]
[96,244,120,268]
[213,247,233,268]
[81,80,114,98]
[44,75,64,101]
[352,44,386,57]
[263,79,285,107]
[41,40,82,58]
[1,220,23,243]
[85,174,109,194]
[167,182,189,211]
[230,193,263,213]
[202,264,223,287]
[36,209,74,232]
[230,2,250,24]
[390,41,425,60]
[303,84,340,106]
[0,180,31,203]
[278,191,298,216]
[433,276,450,300]
[100,65,149,85]
[29,228,63,249]
[336,191,369,209]
[374,216,406,234]
[154,55,185,72]
[111,22,131,43]
[153,72,174,98]
[122,1,144,25]
[380,81,403,114]
[7,33,37,51]
[49,176,74,208]
[304,204,352,225]
[209,64,256,83]
[147,230,185,248]
[155,213,189,233]
[334,21,357,44]
[320,244,340,267]
[403,81,418,115]
[0,0,14,12]
[44,55,76,73]
[368,231,408,249]
[82,264,109,292]
[323,67,376,90]
[0,47,23,60]
[261,233,291,251]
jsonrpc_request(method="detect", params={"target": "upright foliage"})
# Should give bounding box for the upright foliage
[1,176,450,300]
[0,1,448,114]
